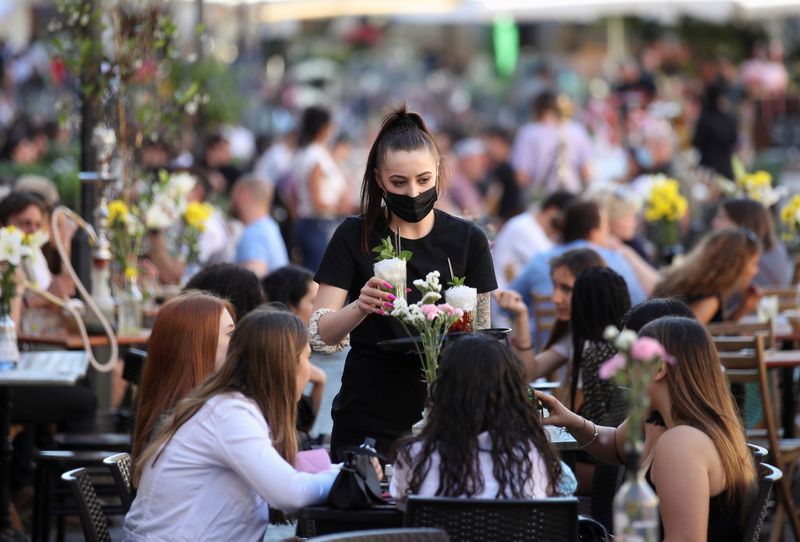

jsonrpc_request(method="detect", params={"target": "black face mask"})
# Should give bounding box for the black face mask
[383,187,438,223]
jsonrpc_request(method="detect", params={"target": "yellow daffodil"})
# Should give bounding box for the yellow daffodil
[183,202,213,232]
[644,177,688,223]
[124,266,139,281]
[108,200,129,224]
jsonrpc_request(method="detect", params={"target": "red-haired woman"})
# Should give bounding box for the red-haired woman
[132,291,235,460]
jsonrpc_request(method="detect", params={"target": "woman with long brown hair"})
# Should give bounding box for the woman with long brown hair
[651,227,761,323]
[131,291,235,460]
[124,309,338,541]
[539,316,757,541]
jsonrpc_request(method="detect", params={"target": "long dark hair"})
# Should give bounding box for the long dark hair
[622,297,695,333]
[570,267,631,407]
[297,106,331,148]
[543,248,608,351]
[360,104,446,252]
[394,334,562,499]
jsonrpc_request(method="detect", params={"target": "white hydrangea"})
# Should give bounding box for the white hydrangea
[444,285,477,311]
[603,325,620,342]
[374,257,407,285]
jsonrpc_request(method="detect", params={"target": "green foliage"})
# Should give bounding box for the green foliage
[372,236,412,262]
[0,142,81,210]
[447,275,466,288]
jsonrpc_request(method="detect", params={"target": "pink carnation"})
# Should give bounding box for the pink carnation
[420,304,441,321]
[599,354,626,380]
[631,337,673,364]
[439,303,463,318]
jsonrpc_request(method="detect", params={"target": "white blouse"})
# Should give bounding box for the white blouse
[293,143,346,219]
[123,392,338,542]
[390,432,552,508]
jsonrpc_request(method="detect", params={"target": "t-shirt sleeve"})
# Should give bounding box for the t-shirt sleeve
[511,128,533,177]
[235,228,268,264]
[314,218,359,292]
[465,225,497,293]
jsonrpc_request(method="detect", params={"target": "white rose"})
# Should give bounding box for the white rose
[25,230,49,251]
[170,173,197,199]
[444,285,477,311]
[145,197,178,230]
[616,330,638,351]
[373,258,406,285]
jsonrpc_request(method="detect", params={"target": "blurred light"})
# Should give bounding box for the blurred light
[492,15,518,79]
[216,43,239,64]
[588,78,609,99]
[265,54,285,83]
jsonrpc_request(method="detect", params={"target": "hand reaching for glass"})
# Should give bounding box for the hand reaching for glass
[535,390,582,431]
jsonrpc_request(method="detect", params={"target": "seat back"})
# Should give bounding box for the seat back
[310,528,450,542]
[60,467,112,542]
[746,443,768,462]
[707,321,775,350]
[404,497,578,542]
[103,452,133,512]
[742,462,782,542]
[532,293,557,352]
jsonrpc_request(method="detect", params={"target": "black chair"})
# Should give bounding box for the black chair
[33,450,123,542]
[747,443,769,463]
[60,468,112,542]
[297,505,405,537]
[404,497,578,542]
[103,452,133,513]
[310,527,449,541]
[743,462,783,542]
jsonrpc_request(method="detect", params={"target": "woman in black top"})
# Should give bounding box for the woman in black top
[311,106,497,459]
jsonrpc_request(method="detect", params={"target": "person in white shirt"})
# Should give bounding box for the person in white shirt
[492,190,576,290]
[391,334,572,508]
[125,309,339,542]
[292,106,348,271]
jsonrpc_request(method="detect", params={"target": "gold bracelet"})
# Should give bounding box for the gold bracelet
[578,419,599,449]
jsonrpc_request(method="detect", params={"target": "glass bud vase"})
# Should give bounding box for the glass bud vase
[0,311,19,371]
[117,278,143,336]
[613,450,659,542]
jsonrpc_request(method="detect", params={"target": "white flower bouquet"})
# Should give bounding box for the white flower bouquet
[390,270,463,391]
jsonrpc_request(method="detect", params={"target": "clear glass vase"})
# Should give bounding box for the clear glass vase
[0,311,20,371]
[613,450,660,542]
[117,278,143,336]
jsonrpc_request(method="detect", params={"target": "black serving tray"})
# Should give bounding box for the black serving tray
[376,328,511,354]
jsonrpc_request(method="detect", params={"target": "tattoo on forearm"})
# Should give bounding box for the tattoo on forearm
[476,292,491,330]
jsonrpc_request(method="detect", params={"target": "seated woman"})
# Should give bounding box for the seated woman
[652,227,761,324]
[132,291,235,460]
[262,265,327,438]
[494,247,607,383]
[390,334,570,507]
[184,263,265,318]
[125,309,339,541]
[539,316,757,541]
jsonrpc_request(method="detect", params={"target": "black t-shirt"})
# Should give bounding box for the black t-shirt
[315,209,497,435]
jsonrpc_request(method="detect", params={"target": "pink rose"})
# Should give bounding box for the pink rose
[631,337,673,363]
[599,354,626,380]
[420,304,441,321]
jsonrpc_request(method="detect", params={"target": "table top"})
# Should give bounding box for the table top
[0,350,89,386]
[546,425,579,451]
[764,349,800,369]
[19,330,150,349]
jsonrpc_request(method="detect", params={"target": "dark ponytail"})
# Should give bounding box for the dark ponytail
[360,104,445,253]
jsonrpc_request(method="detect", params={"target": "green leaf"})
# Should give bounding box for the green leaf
[731,155,747,182]
[447,275,466,287]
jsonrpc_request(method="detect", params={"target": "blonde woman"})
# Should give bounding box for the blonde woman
[125,309,338,541]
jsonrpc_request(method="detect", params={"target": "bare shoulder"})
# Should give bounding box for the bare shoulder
[653,425,716,464]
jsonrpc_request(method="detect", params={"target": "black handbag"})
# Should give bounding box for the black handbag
[578,515,611,542]
[327,440,385,510]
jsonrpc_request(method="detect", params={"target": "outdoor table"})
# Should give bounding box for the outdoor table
[765,349,800,438]
[19,330,151,350]
[0,351,90,541]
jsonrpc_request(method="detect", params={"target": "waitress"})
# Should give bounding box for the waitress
[311,105,497,459]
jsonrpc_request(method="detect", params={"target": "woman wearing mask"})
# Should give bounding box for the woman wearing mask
[311,105,497,459]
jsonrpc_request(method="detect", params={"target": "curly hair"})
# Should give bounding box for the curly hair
[394,334,562,499]
[652,227,761,300]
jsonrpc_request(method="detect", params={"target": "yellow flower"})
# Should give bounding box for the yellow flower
[108,200,129,224]
[644,177,688,223]
[183,202,213,232]
[124,266,139,281]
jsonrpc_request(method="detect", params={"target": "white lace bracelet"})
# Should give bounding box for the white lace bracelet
[308,308,350,354]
